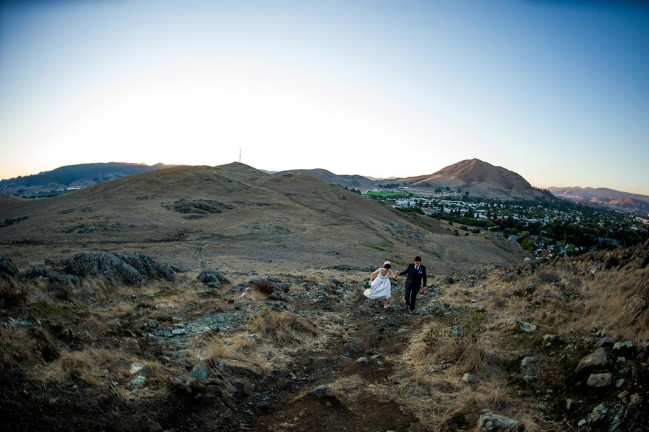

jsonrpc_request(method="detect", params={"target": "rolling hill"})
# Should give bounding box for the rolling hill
[0,163,527,274]
[277,159,556,201]
[548,186,649,214]
[0,162,170,197]
[2,158,556,202]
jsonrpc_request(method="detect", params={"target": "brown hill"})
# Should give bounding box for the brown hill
[404,158,552,200]
[282,159,554,201]
[272,168,377,190]
[0,162,527,275]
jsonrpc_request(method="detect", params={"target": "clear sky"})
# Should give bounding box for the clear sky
[1,0,648,194]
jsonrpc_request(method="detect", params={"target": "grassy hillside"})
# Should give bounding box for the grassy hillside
[12,163,645,431]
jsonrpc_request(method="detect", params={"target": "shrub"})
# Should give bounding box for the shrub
[536,271,560,285]
[253,280,274,295]
[0,278,26,307]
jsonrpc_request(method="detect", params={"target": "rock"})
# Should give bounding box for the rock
[0,255,19,280]
[122,253,175,282]
[575,347,608,374]
[629,393,641,406]
[520,356,538,374]
[588,403,607,423]
[613,340,633,352]
[63,251,175,286]
[519,322,536,332]
[212,358,263,378]
[543,334,557,343]
[197,269,229,288]
[621,295,646,319]
[477,410,524,431]
[191,363,210,380]
[311,384,334,398]
[130,375,146,389]
[463,373,478,384]
[587,373,612,388]
[130,363,152,376]
[146,319,159,329]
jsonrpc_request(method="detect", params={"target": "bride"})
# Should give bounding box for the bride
[364,261,399,308]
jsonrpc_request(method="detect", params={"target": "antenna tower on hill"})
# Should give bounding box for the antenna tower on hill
[239,148,241,163]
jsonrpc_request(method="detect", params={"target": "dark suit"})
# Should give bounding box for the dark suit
[399,263,427,311]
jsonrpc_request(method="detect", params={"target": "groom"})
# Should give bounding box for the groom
[398,256,427,313]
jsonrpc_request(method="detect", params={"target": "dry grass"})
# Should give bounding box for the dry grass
[0,278,26,307]
[31,347,173,400]
[0,327,37,364]
[191,333,254,362]
[250,307,320,343]
[456,259,649,344]
[33,348,128,386]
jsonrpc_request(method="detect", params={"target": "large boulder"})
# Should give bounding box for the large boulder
[63,252,174,286]
[0,255,19,281]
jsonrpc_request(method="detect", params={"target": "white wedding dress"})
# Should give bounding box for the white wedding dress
[364,269,391,300]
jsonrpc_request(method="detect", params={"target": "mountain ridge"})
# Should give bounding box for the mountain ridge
[276,158,554,201]
[548,186,649,214]
[0,162,171,196]
[3,159,645,211]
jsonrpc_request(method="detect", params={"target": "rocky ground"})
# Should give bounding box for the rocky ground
[1,242,648,431]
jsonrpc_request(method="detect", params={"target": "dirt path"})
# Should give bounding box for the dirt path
[250,295,425,431]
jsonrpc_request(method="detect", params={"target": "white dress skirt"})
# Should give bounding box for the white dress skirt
[364,270,391,300]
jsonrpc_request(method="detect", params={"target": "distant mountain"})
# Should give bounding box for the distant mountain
[0,162,171,197]
[272,168,377,190]
[280,159,554,201]
[402,159,554,201]
[548,186,649,214]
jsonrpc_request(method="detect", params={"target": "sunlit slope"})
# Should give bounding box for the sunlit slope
[0,163,527,272]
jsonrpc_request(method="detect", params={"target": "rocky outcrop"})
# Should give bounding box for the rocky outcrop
[197,269,229,288]
[0,255,19,281]
[63,252,175,285]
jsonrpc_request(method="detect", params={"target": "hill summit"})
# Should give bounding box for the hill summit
[399,159,553,201]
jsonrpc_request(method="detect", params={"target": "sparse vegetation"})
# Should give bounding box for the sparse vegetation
[1,164,647,431]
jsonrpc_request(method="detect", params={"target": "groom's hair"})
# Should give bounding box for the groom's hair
[415,256,421,262]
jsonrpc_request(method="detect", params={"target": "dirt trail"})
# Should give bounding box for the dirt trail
[251,295,425,432]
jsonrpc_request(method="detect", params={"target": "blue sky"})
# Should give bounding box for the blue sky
[1,0,648,194]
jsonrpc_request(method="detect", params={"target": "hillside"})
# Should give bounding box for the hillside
[0,162,647,431]
[548,186,649,214]
[0,162,170,197]
[1,159,558,203]
[404,159,554,201]
[0,162,526,275]
[272,168,377,190]
[277,159,555,201]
